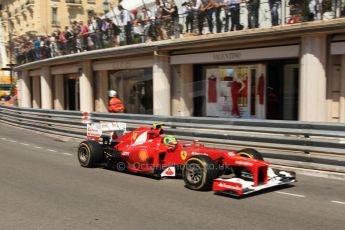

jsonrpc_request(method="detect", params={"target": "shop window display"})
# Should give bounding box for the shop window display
[109,68,153,114]
[204,65,266,119]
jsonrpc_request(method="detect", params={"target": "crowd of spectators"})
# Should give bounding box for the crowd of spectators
[14,0,340,64]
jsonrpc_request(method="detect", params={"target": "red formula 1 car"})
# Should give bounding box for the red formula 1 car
[77,122,296,197]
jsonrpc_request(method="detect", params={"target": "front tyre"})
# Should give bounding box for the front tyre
[234,148,264,179]
[237,148,263,160]
[78,140,103,167]
[182,155,218,191]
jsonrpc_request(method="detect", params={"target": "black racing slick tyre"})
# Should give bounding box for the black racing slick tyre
[182,155,218,191]
[78,140,103,168]
[237,148,264,161]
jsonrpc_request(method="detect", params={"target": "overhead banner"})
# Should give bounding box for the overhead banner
[171,45,299,65]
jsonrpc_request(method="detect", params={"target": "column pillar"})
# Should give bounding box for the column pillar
[171,64,193,116]
[299,35,327,122]
[340,55,345,122]
[54,74,64,110]
[40,66,53,109]
[95,70,109,112]
[79,61,94,112]
[153,51,171,115]
[32,76,41,109]
[20,70,32,108]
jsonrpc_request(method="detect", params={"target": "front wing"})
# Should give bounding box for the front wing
[212,168,296,197]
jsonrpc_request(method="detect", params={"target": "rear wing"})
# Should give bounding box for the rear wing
[87,122,127,140]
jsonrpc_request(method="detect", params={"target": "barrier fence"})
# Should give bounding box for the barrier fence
[0,105,344,173]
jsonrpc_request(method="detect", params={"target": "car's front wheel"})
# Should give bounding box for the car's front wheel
[234,148,264,179]
[182,155,218,191]
[78,140,103,167]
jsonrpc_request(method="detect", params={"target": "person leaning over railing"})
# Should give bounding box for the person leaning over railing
[49,32,59,57]
[152,0,166,40]
[108,18,121,47]
[93,14,104,49]
[162,0,180,39]
[247,0,260,29]
[161,0,174,39]
[64,26,74,54]
[198,0,215,35]
[287,0,304,24]
[101,18,110,44]
[269,0,281,26]
[131,9,145,44]
[79,21,89,51]
[181,1,194,34]
[213,0,226,33]
[118,4,133,45]
[225,0,243,31]
[138,7,154,42]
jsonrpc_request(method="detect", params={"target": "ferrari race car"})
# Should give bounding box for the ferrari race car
[77,122,296,197]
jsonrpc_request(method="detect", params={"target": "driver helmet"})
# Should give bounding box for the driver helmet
[163,135,177,146]
[108,90,117,97]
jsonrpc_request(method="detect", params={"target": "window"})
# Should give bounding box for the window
[52,7,58,25]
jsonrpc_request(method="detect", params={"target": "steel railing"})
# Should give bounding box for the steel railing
[1,105,344,173]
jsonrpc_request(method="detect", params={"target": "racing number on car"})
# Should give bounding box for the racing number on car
[180,151,187,160]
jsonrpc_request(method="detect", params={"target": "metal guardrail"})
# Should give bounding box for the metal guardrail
[0,105,344,173]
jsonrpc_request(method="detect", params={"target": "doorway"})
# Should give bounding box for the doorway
[64,76,80,110]
[266,62,299,120]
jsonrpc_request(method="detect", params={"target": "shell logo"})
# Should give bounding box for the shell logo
[180,151,187,161]
[138,149,148,162]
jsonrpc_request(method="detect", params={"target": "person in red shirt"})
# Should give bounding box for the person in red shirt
[108,90,125,113]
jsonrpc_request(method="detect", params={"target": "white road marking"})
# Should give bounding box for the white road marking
[331,201,345,205]
[47,149,57,152]
[20,143,29,146]
[62,153,73,156]
[1,137,6,140]
[275,191,305,198]
[9,140,17,143]
[34,146,42,149]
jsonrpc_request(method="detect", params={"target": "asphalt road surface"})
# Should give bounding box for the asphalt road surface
[0,123,344,230]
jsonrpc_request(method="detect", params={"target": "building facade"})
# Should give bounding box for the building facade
[12,18,345,123]
[0,0,118,62]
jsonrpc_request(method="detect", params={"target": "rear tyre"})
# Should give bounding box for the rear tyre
[182,155,218,191]
[78,140,103,167]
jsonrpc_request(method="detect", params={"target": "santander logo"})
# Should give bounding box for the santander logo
[235,161,253,167]
[218,183,241,191]
[166,168,174,176]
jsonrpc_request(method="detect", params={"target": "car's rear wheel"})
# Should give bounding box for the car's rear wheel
[182,155,218,191]
[78,140,103,167]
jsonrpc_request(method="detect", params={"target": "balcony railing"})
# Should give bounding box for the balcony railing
[66,0,82,6]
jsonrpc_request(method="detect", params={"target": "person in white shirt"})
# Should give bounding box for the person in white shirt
[182,1,194,33]
[118,4,132,45]
[138,7,154,42]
